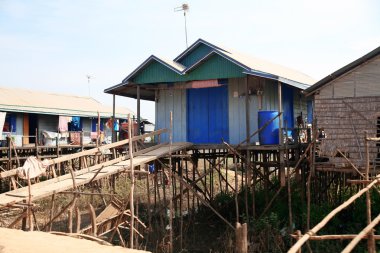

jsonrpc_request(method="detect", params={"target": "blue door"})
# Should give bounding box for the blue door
[187,85,229,143]
[282,85,294,129]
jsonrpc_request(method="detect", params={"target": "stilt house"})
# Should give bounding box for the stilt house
[0,87,135,146]
[305,46,380,169]
[105,39,315,145]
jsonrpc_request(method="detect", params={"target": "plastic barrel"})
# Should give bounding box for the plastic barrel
[258,111,279,145]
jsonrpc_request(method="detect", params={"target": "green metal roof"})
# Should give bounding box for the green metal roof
[132,53,245,84]
[104,38,315,99]
[177,43,213,67]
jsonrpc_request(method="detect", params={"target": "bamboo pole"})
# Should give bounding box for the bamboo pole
[365,132,375,253]
[291,233,380,240]
[169,111,173,253]
[75,206,81,233]
[128,114,135,249]
[68,208,73,233]
[27,169,33,231]
[88,203,97,236]
[288,175,380,253]
[342,214,380,253]
[48,194,56,231]
[234,154,239,223]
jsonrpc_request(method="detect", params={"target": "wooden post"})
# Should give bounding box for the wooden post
[35,128,39,159]
[235,222,248,253]
[169,111,173,253]
[75,206,81,233]
[128,114,135,249]
[27,170,33,231]
[68,208,73,233]
[49,194,56,232]
[278,81,283,144]
[88,204,97,236]
[56,130,61,175]
[137,85,141,135]
[278,81,286,187]
[112,94,116,143]
[97,111,100,147]
[245,75,251,221]
[365,131,375,253]
[7,135,12,171]
[80,131,84,151]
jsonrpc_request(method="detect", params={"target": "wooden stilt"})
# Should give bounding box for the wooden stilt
[235,222,248,253]
[128,114,135,249]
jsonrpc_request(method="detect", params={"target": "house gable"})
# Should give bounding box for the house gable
[132,60,183,84]
[187,53,245,80]
[177,43,213,67]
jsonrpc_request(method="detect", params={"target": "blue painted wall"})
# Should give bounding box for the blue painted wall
[187,85,229,143]
[155,77,307,145]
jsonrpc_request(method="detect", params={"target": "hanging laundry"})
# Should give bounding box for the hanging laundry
[58,116,71,132]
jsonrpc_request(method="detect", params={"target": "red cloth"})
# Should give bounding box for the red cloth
[190,79,219,88]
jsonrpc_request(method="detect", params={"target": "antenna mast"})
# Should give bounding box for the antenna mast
[175,3,189,48]
[86,74,93,97]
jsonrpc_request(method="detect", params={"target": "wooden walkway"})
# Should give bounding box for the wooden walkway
[0,142,192,207]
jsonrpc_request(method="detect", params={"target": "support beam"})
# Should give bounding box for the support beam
[137,85,141,135]
[112,94,116,143]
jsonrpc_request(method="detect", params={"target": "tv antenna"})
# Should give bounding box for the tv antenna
[174,3,189,48]
[86,74,93,97]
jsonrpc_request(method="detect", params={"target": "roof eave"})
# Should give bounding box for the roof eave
[305,45,380,94]
[243,70,310,90]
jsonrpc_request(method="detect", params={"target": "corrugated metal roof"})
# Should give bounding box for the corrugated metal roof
[0,86,135,118]
[105,38,315,95]
[121,55,185,84]
[304,45,380,95]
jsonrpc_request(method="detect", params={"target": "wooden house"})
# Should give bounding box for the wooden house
[305,45,380,169]
[105,39,315,145]
[0,87,135,146]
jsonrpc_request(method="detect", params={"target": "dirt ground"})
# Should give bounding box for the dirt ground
[0,227,150,253]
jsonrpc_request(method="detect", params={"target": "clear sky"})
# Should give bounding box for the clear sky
[1,0,379,122]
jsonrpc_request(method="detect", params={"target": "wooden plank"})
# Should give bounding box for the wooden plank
[0,142,192,207]
[0,129,170,179]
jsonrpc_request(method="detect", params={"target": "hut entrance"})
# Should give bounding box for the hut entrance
[187,85,229,143]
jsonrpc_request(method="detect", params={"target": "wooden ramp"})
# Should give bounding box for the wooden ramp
[0,142,192,207]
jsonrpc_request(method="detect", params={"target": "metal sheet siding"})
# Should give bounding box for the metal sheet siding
[178,43,213,67]
[155,89,186,143]
[187,86,229,143]
[228,78,247,144]
[228,78,260,144]
[263,79,279,111]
